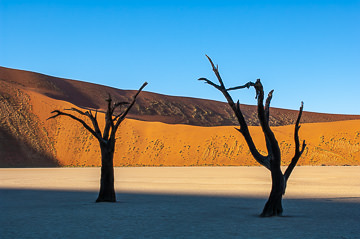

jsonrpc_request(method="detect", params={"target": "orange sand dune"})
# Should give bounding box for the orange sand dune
[1,66,360,167]
[2,66,360,127]
[26,90,360,167]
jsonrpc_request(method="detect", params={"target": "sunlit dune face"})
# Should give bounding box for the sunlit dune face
[26,90,360,167]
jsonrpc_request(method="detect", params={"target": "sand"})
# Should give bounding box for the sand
[20,89,360,168]
[1,166,360,238]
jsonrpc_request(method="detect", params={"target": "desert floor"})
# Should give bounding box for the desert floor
[1,166,360,239]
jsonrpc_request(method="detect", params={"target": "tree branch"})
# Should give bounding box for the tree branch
[198,78,222,91]
[264,90,274,156]
[64,108,102,139]
[200,55,270,170]
[226,82,254,91]
[284,102,306,182]
[85,110,102,137]
[199,56,244,115]
[110,82,148,140]
[235,101,271,169]
[112,102,130,121]
[265,90,274,124]
[205,54,225,88]
[65,107,87,116]
[118,82,147,121]
[253,80,281,164]
[48,110,105,143]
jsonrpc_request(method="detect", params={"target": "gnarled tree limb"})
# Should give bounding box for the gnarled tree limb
[253,80,281,164]
[64,108,102,137]
[48,110,105,144]
[264,90,274,156]
[226,82,254,91]
[110,82,148,140]
[284,102,306,182]
[265,90,274,124]
[199,56,270,170]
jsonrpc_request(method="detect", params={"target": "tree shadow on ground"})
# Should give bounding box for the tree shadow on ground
[1,188,359,239]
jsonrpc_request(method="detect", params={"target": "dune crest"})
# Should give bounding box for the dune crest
[1,66,360,127]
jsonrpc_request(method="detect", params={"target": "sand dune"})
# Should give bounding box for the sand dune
[2,65,360,127]
[1,66,359,167]
[23,90,360,167]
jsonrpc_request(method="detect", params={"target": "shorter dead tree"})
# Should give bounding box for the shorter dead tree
[199,55,306,217]
[48,82,147,202]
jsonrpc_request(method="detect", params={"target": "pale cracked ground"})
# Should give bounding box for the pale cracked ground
[1,166,360,239]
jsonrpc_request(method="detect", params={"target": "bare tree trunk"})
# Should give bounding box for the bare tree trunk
[261,161,284,217]
[96,143,116,202]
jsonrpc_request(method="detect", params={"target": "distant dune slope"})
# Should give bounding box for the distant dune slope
[0,66,359,167]
[1,66,360,127]
[1,89,358,167]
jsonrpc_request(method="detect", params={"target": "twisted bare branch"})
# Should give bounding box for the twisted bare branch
[48,110,105,143]
[265,90,274,124]
[284,102,306,182]
[253,80,281,164]
[199,55,270,170]
[110,82,148,140]
[226,82,254,91]
[64,108,102,137]
[205,54,225,88]
[264,90,274,156]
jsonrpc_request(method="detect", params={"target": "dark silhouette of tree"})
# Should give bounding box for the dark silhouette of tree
[48,82,147,202]
[199,55,306,217]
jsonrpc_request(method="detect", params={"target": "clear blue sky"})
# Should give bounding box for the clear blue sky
[1,0,359,114]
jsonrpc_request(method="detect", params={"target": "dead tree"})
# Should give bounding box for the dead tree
[199,55,306,217]
[48,82,147,202]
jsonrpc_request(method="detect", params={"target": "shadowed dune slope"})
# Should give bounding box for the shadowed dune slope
[0,66,360,167]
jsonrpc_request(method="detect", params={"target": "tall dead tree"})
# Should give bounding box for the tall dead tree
[48,82,147,202]
[199,55,306,217]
